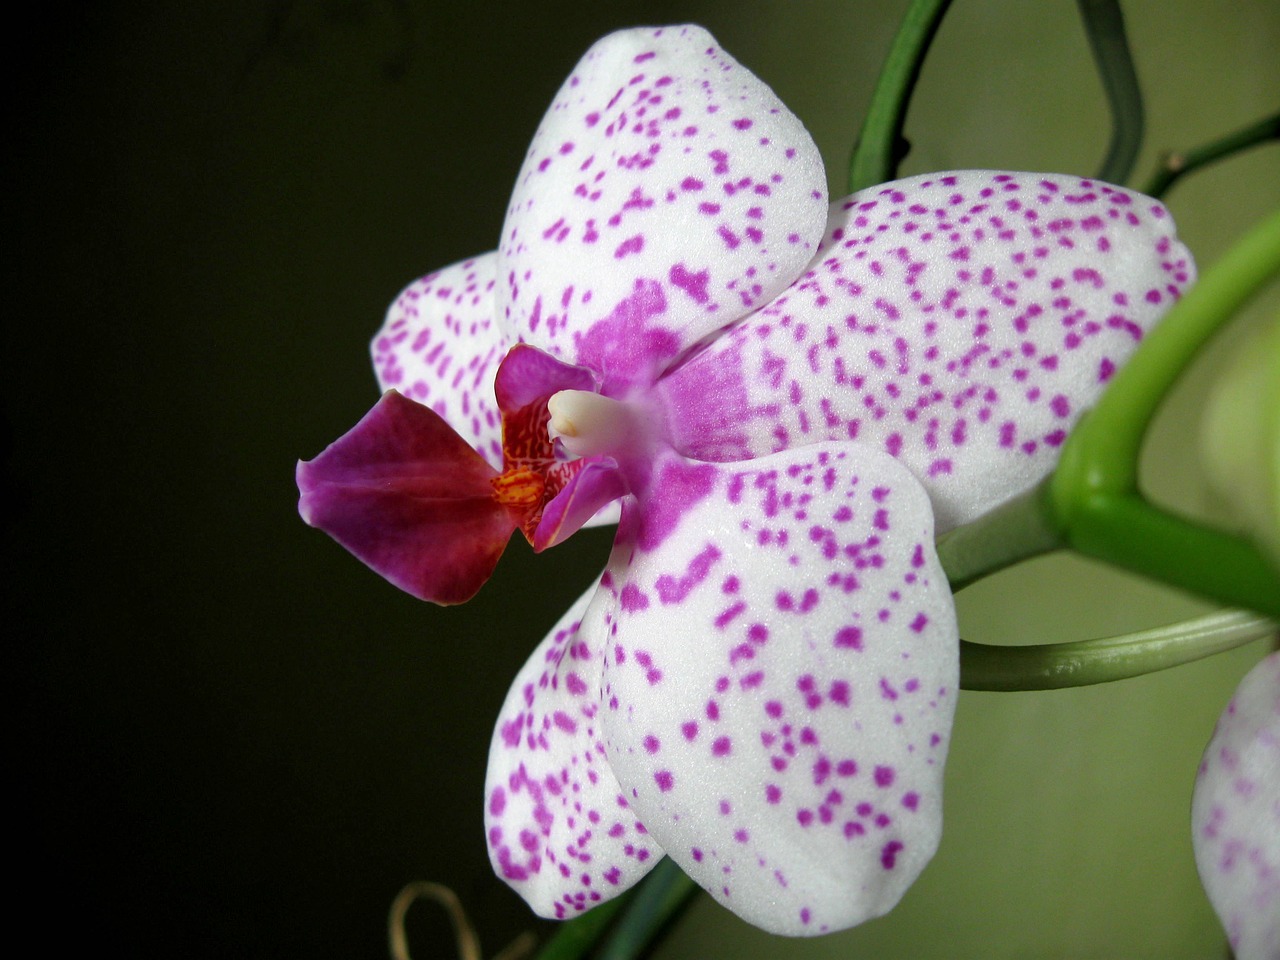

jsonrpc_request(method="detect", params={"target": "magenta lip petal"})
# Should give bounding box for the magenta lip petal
[297,390,517,604]
[533,458,628,551]
[495,343,598,411]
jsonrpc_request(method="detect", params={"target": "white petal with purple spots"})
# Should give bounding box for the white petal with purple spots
[497,25,828,392]
[484,584,659,919]
[657,171,1194,531]
[1191,651,1280,960]
[597,445,957,935]
[372,253,507,469]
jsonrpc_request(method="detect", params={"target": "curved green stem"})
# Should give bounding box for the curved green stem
[1049,206,1280,615]
[532,859,698,960]
[1056,207,1280,495]
[533,897,626,960]
[960,610,1275,691]
[935,479,1063,591]
[847,0,953,192]
[594,859,697,960]
[1066,493,1280,616]
[1141,110,1280,200]
[1076,0,1145,185]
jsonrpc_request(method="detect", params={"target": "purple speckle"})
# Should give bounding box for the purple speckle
[614,234,645,259]
[834,626,863,650]
[880,840,904,869]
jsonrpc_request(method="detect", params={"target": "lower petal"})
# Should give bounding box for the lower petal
[598,444,958,935]
[1191,651,1280,960]
[484,582,661,919]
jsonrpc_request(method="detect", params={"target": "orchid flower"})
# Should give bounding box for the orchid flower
[296,24,1192,936]
[1191,651,1280,960]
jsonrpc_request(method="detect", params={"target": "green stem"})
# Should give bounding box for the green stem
[1051,206,1280,614]
[935,479,1063,591]
[1056,207,1280,495]
[533,897,626,960]
[960,609,1275,691]
[1076,0,1145,185]
[847,0,953,193]
[1068,494,1280,616]
[594,859,698,960]
[532,859,698,960]
[1141,110,1280,200]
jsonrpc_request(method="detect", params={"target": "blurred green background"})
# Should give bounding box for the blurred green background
[5,1,1277,958]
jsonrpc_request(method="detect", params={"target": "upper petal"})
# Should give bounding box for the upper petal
[596,445,958,935]
[497,25,827,392]
[1191,651,1280,960]
[657,171,1195,531]
[371,253,508,469]
[484,583,660,919]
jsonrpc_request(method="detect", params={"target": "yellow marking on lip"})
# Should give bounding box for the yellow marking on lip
[491,468,545,508]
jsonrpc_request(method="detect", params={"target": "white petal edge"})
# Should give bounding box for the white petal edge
[484,581,660,919]
[1191,651,1280,960]
[372,252,507,469]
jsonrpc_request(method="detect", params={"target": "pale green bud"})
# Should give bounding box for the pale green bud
[1201,316,1280,572]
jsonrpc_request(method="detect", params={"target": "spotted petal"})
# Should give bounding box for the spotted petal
[484,583,660,919]
[498,25,828,393]
[658,171,1194,531]
[597,445,958,935]
[372,253,507,469]
[1191,651,1280,960]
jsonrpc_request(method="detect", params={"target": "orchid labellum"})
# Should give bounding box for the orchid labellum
[297,25,1191,936]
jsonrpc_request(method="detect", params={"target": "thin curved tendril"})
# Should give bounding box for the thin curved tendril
[1141,110,1280,200]
[389,882,483,960]
[389,882,536,960]
[1076,0,1144,185]
[847,0,953,192]
[960,610,1276,691]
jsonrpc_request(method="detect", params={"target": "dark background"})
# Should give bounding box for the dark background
[6,2,1277,958]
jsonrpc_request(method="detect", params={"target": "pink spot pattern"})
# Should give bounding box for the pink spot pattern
[1190,652,1280,960]
[484,588,657,920]
[591,443,955,935]
[495,26,827,389]
[658,171,1193,531]
[371,256,506,468]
